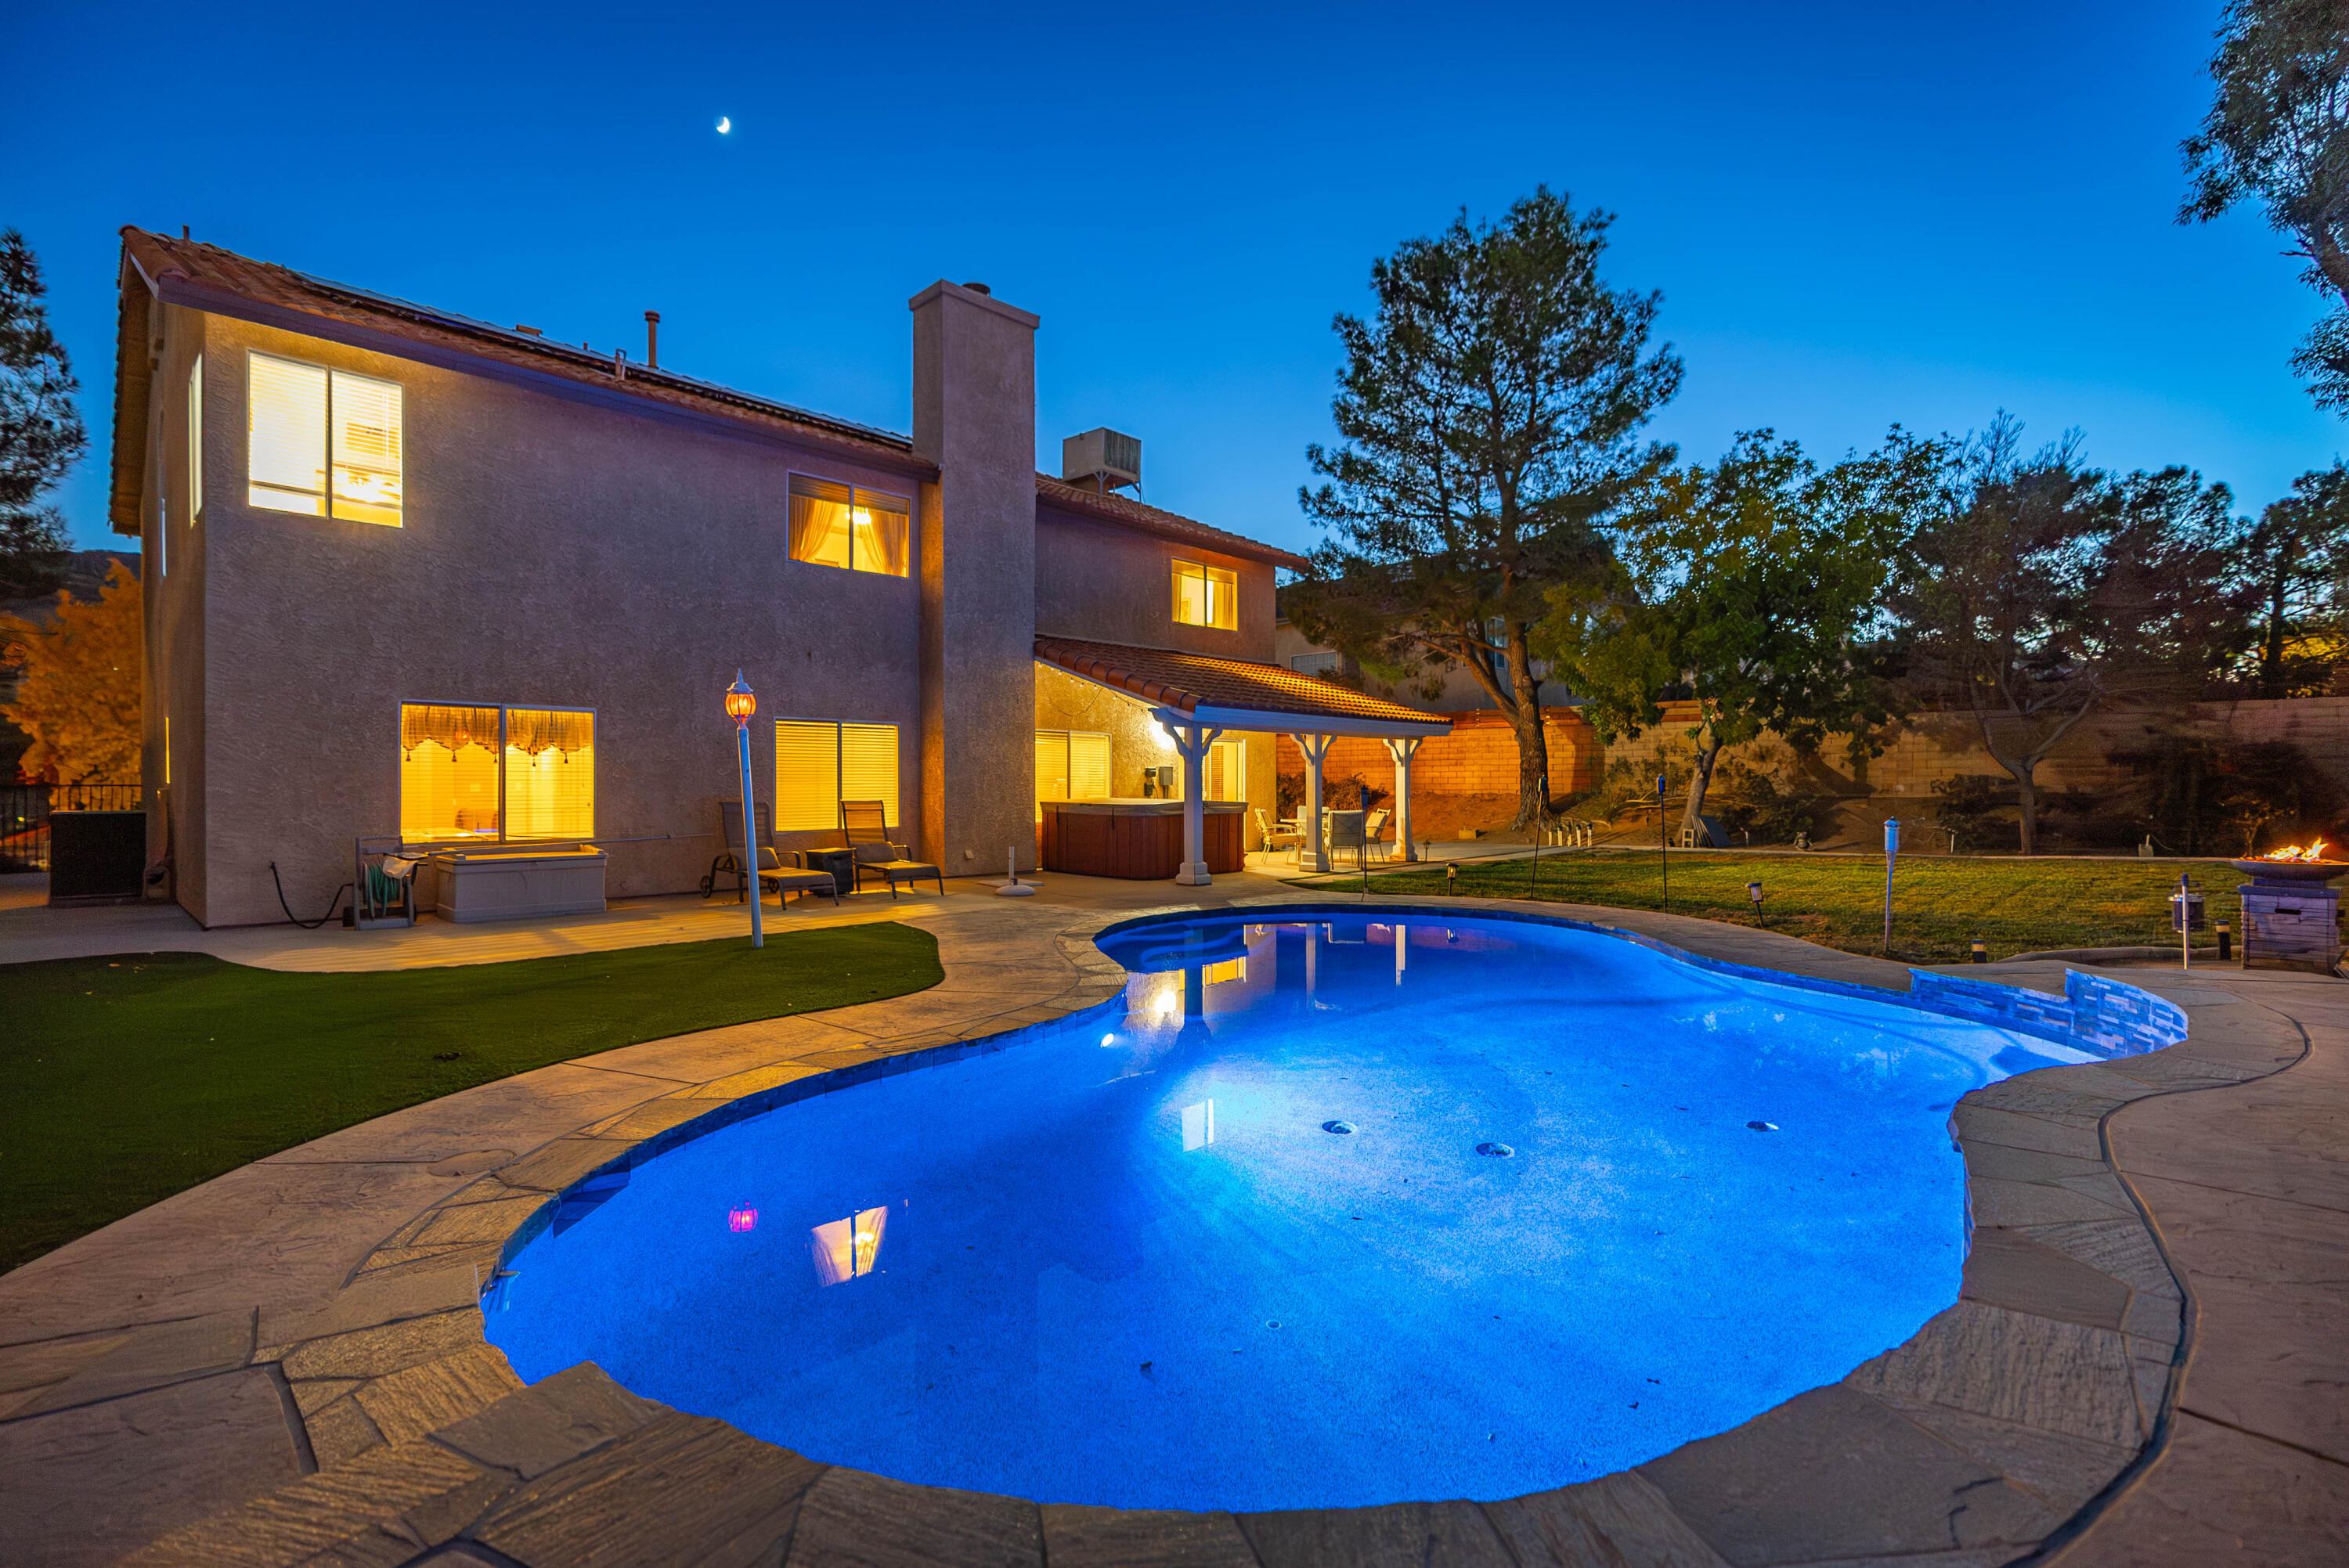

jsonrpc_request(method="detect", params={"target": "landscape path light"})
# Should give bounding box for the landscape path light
[727,670,763,950]
[1747,879,1763,924]
[1882,818,1900,952]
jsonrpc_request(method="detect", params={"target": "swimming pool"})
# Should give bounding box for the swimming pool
[485,910,2101,1512]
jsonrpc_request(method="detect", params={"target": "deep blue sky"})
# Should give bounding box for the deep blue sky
[6,1,2336,556]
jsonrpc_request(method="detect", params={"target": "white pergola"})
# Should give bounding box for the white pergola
[1149,705,1449,882]
[1037,636,1452,885]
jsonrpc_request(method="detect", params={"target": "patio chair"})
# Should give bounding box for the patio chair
[1254,808,1301,857]
[841,799,945,899]
[1326,809,1369,870]
[705,802,841,907]
[1362,808,1392,864]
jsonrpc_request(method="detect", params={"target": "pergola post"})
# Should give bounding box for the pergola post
[1292,732,1335,874]
[1384,735,1423,863]
[1161,712,1224,886]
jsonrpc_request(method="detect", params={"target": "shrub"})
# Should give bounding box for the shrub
[2110,731,2344,856]
[1930,774,2012,851]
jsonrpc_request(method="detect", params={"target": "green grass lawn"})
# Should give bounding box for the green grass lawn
[1320,851,2242,965]
[0,925,942,1274]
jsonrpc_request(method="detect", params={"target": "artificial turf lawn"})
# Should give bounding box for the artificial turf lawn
[1330,850,2250,964]
[0,925,942,1274]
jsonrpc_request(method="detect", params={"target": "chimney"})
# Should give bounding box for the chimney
[644,311,660,369]
[909,279,1040,873]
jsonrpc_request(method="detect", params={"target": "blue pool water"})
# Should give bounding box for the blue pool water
[485,912,2093,1511]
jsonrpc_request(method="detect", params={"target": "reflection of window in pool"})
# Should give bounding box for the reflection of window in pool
[1182,1100,1217,1152]
[1202,957,1246,986]
[811,1206,888,1285]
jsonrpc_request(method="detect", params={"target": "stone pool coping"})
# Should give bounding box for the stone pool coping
[2,892,2319,1566]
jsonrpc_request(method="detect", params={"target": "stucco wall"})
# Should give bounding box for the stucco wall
[173,307,931,927]
[1032,662,1278,851]
[911,283,1037,878]
[1037,507,1277,661]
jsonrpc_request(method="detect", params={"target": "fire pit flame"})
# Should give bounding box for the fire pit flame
[2255,839,2333,864]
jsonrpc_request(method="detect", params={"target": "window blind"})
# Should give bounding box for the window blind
[248,352,327,515]
[774,721,840,832]
[1070,733,1110,798]
[330,369,403,526]
[1034,732,1070,815]
[840,723,900,825]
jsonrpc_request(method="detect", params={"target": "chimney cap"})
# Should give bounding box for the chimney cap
[960,281,992,295]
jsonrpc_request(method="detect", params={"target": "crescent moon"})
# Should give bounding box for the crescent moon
[716,116,731,134]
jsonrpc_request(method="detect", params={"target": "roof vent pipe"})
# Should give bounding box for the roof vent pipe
[961,282,991,295]
[644,311,659,368]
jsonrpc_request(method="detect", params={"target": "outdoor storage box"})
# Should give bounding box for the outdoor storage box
[424,846,607,923]
[47,810,146,906]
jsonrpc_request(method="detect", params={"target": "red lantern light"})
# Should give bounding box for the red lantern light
[724,670,756,726]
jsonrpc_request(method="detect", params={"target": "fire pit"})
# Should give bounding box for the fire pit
[2230,842,2345,972]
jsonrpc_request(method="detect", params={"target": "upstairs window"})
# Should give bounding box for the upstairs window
[248,351,404,526]
[774,719,900,832]
[399,704,594,842]
[1172,559,1238,629]
[187,355,204,525]
[788,475,910,576]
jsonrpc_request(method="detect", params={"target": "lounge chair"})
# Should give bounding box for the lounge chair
[706,802,842,907]
[841,800,945,899]
[1362,807,1392,863]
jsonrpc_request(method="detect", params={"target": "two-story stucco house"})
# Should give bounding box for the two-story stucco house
[106,229,1445,927]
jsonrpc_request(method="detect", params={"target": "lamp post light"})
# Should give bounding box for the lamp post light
[726,670,763,950]
[1747,880,1763,925]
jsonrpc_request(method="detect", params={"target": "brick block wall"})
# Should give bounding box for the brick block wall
[1277,709,1602,797]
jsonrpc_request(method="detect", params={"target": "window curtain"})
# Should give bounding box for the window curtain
[504,708,593,755]
[401,704,500,756]
[788,476,853,568]
[851,488,911,577]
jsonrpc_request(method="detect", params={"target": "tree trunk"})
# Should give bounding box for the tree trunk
[1680,729,1723,845]
[2015,770,2040,856]
[1503,624,1550,828]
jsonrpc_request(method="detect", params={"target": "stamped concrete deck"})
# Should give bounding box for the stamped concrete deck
[0,878,2340,1566]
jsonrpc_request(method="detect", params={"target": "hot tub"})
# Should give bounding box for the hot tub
[1039,798,1245,878]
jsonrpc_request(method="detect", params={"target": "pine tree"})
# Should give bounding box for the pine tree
[0,230,85,600]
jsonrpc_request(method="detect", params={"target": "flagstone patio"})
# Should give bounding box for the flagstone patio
[0,877,2340,1566]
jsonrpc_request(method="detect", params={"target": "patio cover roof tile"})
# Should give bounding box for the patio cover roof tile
[1034,636,1450,732]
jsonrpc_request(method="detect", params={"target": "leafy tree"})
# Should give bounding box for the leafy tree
[0,231,84,599]
[1889,417,2250,854]
[1287,188,1682,827]
[1537,428,1947,841]
[2241,461,2349,696]
[2181,2,2349,409]
[1,561,142,783]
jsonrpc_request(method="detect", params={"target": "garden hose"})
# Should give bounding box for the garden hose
[270,860,352,929]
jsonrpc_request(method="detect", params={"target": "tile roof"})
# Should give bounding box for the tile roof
[1035,476,1310,571]
[118,228,921,470]
[1035,636,1449,730]
[113,228,1315,573]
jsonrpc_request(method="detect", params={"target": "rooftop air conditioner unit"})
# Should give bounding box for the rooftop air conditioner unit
[1062,427,1142,492]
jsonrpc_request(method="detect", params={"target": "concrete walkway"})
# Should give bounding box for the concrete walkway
[0,881,2340,1565]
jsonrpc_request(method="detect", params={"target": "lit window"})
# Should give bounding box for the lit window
[774,719,900,832]
[1034,729,1111,817]
[187,355,203,526]
[811,1206,888,1285]
[788,474,910,576]
[247,351,403,525]
[1206,737,1245,801]
[399,704,593,842]
[1172,559,1238,629]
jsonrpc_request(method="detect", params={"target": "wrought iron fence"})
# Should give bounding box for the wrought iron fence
[0,783,144,873]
